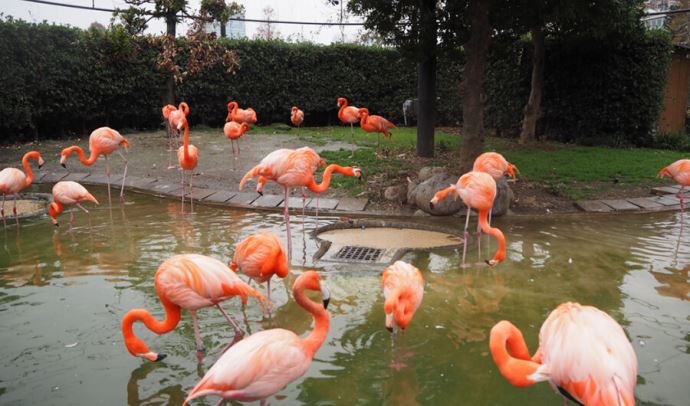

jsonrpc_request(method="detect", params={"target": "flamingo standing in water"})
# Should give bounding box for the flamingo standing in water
[658,159,690,213]
[183,271,330,406]
[291,106,304,129]
[49,181,99,226]
[223,121,250,158]
[489,302,637,405]
[358,108,397,148]
[122,254,270,362]
[382,261,424,333]
[60,127,129,204]
[177,116,199,213]
[240,147,361,256]
[230,232,289,302]
[162,102,189,169]
[226,102,257,124]
[337,97,361,144]
[0,151,44,225]
[430,171,505,267]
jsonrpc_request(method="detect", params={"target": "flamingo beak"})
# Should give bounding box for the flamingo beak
[386,326,393,333]
[38,157,45,168]
[140,352,165,362]
[429,201,435,210]
[320,283,330,309]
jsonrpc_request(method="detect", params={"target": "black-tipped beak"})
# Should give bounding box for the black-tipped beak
[485,260,492,266]
[386,326,393,333]
[55,223,59,227]
[39,163,44,169]
[322,298,330,309]
[429,202,435,210]
[60,163,66,168]
[155,353,167,362]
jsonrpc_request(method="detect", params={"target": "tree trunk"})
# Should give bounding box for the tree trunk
[220,21,227,38]
[416,0,437,158]
[165,15,177,105]
[519,25,545,145]
[458,0,491,174]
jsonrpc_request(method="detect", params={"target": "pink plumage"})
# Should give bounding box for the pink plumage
[658,159,690,186]
[473,152,518,180]
[382,261,424,332]
[49,181,99,226]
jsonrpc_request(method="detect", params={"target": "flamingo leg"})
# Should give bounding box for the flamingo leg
[266,278,273,317]
[215,399,226,406]
[166,123,174,169]
[104,154,112,206]
[315,194,320,227]
[237,138,240,157]
[284,187,292,260]
[350,122,355,144]
[189,171,194,214]
[69,206,75,226]
[487,209,492,258]
[75,203,89,213]
[180,169,185,213]
[189,310,204,353]
[117,150,128,200]
[215,304,243,335]
[1,194,6,226]
[301,187,306,218]
[677,185,685,215]
[476,216,482,259]
[12,194,19,226]
[461,207,471,267]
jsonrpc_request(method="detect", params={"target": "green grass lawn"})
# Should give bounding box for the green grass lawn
[268,125,686,200]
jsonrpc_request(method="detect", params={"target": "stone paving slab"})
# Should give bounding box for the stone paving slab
[626,197,664,209]
[62,172,90,182]
[335,197,368,211]
[279,196,311,209]
[574,200,613,212]
[228,192,260,206]
[251,194,284,208]
[186,188,219,201]
[652,185,680,195]
[202,190,237,203]
[651,195,680,206]
[151,183,181,195]
[307,198,339,210]
[40,172,70,183]
[126,177,158,189]
[601,199,640,211]
[83,173,123,185]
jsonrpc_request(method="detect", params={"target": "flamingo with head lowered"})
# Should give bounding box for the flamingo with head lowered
[490,302,637,405]
[658,159,690,213]
[122,254,270,362]
[183,271,329,406]
[49,181,99,227]
[60,127,129,204]
[0,151,44,225]
[382,261,424,333]
[430,171,505,267]
[227,102,257,124]
[223,121,250,158]
[231,232,289,303]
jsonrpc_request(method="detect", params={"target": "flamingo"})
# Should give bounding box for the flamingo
[658,159,690,213]
[230,232,289,303]
[0,151,44,225]
[430,171,505,267]
[240,147,361,256]
[122,254,271,362]
[337,97,361,144]
[183,270,330,406]
[358,107,397,148]
[382,261,424,333]
[162,102,189,169]
[291,106,304,129]
[223,121,250,158]
[60,127,129,204]
[226,102,257,124]
[49,181,99,227]
[489,302,638,405]
[177,116,199,213]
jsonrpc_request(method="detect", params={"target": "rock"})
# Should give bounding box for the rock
[413,209,430,217]
[384,185,407,203]
[492,177,514,217]
[418,166,447,182]
[408,173,464,215]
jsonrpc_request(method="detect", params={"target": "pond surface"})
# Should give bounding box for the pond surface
[0,186,689,405]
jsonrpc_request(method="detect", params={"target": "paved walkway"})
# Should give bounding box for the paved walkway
[575,185,686,213]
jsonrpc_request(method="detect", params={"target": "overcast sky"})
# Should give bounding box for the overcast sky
[2,0,366,44]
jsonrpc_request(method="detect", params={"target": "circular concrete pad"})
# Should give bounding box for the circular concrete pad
[318,227,461,250]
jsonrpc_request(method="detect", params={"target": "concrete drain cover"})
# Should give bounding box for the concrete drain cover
[313,219,463,265]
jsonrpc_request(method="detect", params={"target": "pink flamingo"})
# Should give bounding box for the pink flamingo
[358,107,397,148]
[490,302,637,405]
[223,121,250,158]
[60,127,129,203]
[230,232,289,303]
[122,254,271,362]
[382,261,424,333]
[49,181,99,227]
[240,147,360,255]
[430,171,505,267]
[0,151,44,224]
[177,116,199,213]
[337,97,361,143]
[162,102,189,169]
[291,106,304,128]
[183,271,330,406]
[226,102,257,124]
[658,159,690,212]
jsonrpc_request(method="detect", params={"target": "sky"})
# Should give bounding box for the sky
[1,0,366,44]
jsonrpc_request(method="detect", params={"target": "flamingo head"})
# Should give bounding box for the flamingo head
[294,271,330,309]
[384,291,414,332]
[292,106,298,113]
[506,163,519,179]
[38,156,45,169]
[241,123,250,132]
[49,202,63,226]
[59,149,70,168]
[177,116,187,131]
[125,332,165,362]
[657,166,672,179]
[337,97,346,107]
[350,167,362,180]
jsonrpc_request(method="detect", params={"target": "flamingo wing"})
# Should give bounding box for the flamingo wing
[90,127,124,153]
[276,147,322,187]
[0,168,27,194]
[457,171,497,210]
[473,153,509,180]
[52,181,92,205]
[668,159,690,185]
[341,106,360,123]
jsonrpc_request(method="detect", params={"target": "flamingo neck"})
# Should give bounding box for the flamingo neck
[294,285,329,358]
[478,208,505,264]
[359,111,368,126]
[338,100,348,119]
[65,146,98,165]
[307,164,347,193]
[489,320,542,388]
[21,152,39,187]
[121,297,181,357]
[49,201,64,220]
[179,102,189,116]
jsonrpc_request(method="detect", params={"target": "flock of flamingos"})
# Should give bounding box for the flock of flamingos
[1,95,689,405]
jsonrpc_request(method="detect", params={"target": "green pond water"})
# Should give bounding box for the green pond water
[0,186,689,405]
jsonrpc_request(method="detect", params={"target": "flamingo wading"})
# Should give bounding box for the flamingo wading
[489,302,637,405]
[382,261,424,333]
[49,181,99,226]
[658,159,690,212]
[60,127,129,203]
[230,232,289,303]
[122,254,270,362]
[0,151,44,224]
[183,271,330,406]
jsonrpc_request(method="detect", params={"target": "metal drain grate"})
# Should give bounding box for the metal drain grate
[333,246,384,262]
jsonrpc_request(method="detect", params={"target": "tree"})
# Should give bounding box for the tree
[254,6,282,41]
[667,0,690,47]
[200,0,245,38]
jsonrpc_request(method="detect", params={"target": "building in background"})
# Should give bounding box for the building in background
[205,10,246,39]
